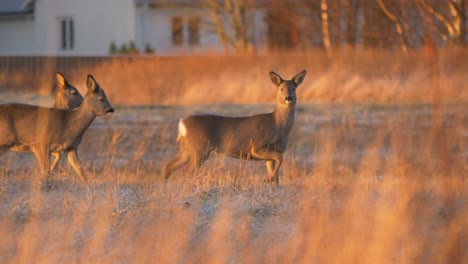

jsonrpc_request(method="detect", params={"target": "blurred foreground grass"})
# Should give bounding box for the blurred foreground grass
[0,103,465,263]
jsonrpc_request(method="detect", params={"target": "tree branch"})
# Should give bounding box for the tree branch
[376,0,407,51]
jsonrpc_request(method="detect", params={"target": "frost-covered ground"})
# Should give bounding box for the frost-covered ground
[1,103,465,174]
[0,103,466,263]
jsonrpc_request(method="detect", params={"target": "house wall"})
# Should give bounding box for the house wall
[135,5,223,55]
[0,16,35,55]
[135,5,267,55]
[0,1,268,56]
[249,9,268,53]
[34,0,136,55]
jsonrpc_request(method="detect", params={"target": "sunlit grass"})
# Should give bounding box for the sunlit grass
[0,48,467,105]
[0,48,466,263]
[0,101,465,263]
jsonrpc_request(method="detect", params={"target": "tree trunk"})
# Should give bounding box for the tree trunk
[376,0,408,52]
[321,0,332,50]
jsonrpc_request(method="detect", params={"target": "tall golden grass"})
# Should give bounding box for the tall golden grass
[0,48,467,105]
[0,101,465,263]
[0,48,466,263]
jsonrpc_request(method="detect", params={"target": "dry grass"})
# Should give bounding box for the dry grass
[0,48,466,263]
[0,101,466,263]
[0,48,467,105]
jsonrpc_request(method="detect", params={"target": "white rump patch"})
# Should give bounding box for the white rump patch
[177,119,187,141]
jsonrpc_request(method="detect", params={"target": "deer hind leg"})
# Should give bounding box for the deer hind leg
[0,134,15,157]
[266,160,276,179]
[32,146,51,178]
[163,151,190,179]
[0,146,10,157]
[50,152,61,172]
[164,139,211,179]
[66,150,87,183]
[187,151,211,175]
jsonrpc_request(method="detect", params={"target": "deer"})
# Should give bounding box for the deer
[53,72,84,110]
[0,74,114,182]
[50,72,84,172]
[163,70,306,184]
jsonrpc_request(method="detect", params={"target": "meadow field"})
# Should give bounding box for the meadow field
[0,49,466,263]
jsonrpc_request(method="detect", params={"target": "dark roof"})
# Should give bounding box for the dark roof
[0,0,34,15]
[135,0,204,5]
[134,0,268,7]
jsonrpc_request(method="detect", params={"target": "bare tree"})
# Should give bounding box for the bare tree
[320,0,332,50]
[418,0,465,45]
[205,0,253,53]
[203,0,464,52]
[265,0,302,50]
[376,0,408,51]
[340,0,362,46]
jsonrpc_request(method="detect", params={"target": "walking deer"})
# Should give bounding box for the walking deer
[53,72,84,110]
[50,72,84,172]
[163,70,306,184]
[0,74,114,182]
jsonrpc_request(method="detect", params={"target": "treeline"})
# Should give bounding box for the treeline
[204,0,466,52]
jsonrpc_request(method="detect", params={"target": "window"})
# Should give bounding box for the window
[172,16,183,45]
[188,16,200,46]
[60,18,74,50]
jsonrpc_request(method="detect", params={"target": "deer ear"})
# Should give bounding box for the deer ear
[270,71,283,86]
[56,72,67,89]
[293,70,306,86]
[86,74,98,93]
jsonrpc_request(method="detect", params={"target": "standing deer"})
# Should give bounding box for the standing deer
[0,74,114,182]
[164,70,306,184]
[50,72,84,172]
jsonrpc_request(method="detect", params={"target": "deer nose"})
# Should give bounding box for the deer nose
[285,96,294,103]
[107,108,115,114]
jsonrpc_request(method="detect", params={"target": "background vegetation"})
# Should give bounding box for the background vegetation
[0,48,467,105]
[0,0,466,262]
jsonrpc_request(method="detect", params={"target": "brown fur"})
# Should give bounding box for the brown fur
[49,73,84,173]
[164,70,306,184]
[0,74,114,182]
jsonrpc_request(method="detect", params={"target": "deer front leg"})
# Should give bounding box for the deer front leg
[251,147,283,185]
[50,152,61,171]
[66,150,87,183]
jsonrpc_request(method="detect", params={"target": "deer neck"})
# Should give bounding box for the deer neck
[273,104,295,134]
[65,99,96,138]
[53,94,65,109]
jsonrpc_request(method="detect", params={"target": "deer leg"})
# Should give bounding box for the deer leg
[0,146,10,157]
[66,150,87,183]
[50,152,61,172]
[0,140,15,157]
[265,160,276,179]
[187,152,210,175]
[163,152,190,179]
[252,148,282,185]
[32,146,51,178]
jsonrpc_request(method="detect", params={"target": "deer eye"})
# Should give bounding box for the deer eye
[98,97,104,102]
[71,91,77,95]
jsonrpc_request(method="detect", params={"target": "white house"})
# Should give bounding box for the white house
[134,0,268,55]
[0,0,267,56]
